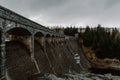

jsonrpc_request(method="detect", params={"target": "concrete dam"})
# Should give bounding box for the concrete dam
[0,6,90,80]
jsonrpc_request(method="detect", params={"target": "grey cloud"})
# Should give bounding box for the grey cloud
[29,0,67,10]
[104,0,120,8]
[0,0,120,27]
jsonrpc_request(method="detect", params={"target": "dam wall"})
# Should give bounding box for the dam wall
[5,39,91,80]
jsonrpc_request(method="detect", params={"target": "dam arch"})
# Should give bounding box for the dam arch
[34,31,50,74]
[0,5,91,80]
[45,34,52,44]
[6,27,32,51]
[34,31,44,46]
[5,27,37,80]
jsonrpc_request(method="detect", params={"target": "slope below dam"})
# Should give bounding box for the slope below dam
[5,39,91,80]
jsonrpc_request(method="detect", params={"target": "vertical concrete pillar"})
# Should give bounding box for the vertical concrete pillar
[31,34,34,60]
[0,27,6,79]
[31,34,40,73]
[43,35,55,74]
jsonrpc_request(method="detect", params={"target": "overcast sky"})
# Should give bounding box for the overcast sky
[0,0,120,27]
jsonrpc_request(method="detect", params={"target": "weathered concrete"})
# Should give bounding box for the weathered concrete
[6,41,37,80]
[0,5,62,79]
[0,5,91,80]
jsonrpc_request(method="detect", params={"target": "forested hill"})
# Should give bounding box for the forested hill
[53,24,120,59]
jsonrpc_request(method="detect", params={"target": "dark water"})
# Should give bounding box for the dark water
[89,67,120,76]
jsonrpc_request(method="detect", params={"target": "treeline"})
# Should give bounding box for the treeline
[64,27,78,36]
[52,26,78,36]
[53,25,120,59]
[80,24,120,59]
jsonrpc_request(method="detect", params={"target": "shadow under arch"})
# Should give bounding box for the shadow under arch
[35,31,44,37]
[6,40,37,80]
[6,27,31,36]
[46,34,51,37]
[34,31,44,46]
[5,27,37,80]
[34,32,53,74]
[51,35,55,38]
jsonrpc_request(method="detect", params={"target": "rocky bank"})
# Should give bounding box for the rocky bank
[32,72,120,80]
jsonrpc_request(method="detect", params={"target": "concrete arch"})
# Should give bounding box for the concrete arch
[6,27,32,43]
[34,31,45,46]
[46,34,51,37]
[52,35,55,38]
[5,25,42,74]
[51,35,56,43]
[34,29,45,36]
[56,35,59,38]
[6,27,31,36]
[6,27,33,55]
[35,32,44,37]
[5,24,32,35]
[45,34,52,44]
